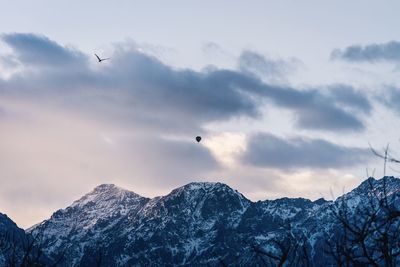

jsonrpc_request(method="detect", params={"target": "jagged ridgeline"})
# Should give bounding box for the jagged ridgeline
[1,177,399,266]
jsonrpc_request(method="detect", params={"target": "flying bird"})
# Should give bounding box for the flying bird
[196,136,202,143]
[94,54,110,62]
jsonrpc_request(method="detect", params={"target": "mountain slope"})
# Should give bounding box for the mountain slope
[29,184,149,266]
[0,212,49,266]
[0,213,26,266]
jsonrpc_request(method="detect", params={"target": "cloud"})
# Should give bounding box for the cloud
[240,133,370,170]
[202,42,233,60]
[0,33,370,133]
[238,50,300,80]
[327,85,372,114]
[331,41,400,63]
[0,35,263,133]
[380,86,400,114]
[1,33,87,68]
[101,50,262,123]
[261,84,370,131]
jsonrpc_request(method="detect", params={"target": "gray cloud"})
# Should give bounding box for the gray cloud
[202,42,232,60]
[327,85,372,114]
[0,33,371,135]
[238,50,300,79]
[380,86,400,114]
[241,133,371,170]
[260,84,370,131]
[1,33,87,68]
[331,41,400,63]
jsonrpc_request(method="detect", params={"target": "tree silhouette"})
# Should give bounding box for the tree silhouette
[326,176,400,266]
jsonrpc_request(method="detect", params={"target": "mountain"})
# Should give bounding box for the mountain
[17,177,400,266]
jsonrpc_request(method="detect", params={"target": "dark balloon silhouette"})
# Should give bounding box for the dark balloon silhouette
[196,136,202,143]
[94,54,110,62]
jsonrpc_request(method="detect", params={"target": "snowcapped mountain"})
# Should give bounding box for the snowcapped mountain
[1,176,399,266]
[26,181,332,266]
[29,182,255,266]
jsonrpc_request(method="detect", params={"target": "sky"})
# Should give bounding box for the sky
[1,1,400,228]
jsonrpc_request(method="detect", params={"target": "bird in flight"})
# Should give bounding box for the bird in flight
[94,54,110,62]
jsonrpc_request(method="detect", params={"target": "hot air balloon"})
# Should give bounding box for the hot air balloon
[196,136,202,143]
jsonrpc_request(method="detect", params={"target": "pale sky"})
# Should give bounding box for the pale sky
[1,1,400,228]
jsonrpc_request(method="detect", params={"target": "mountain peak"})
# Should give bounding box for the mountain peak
[151,181,251,226]
[70,183,145,209]
[183,181,230,190]
[169,181,248,201]
[352,176,400,195]
[92,183,119,193]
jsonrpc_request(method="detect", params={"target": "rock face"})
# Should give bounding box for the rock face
[0,213,24,265]
[0,212,45,266]
[20,177,400,266]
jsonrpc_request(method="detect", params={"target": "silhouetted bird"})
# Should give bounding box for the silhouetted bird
[196,136,202,143]
[94,54,110,62]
